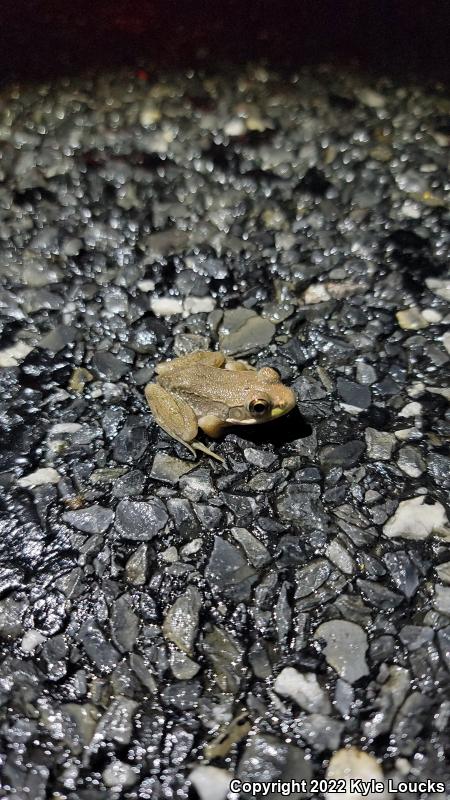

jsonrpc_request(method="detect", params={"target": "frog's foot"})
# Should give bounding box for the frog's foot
[192,441,225,464]
[224,358,256,372]
[196,415,226,463]
[156,350,225,375]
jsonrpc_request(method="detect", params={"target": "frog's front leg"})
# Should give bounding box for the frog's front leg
[145,384,224,463]
[198,414,227,439]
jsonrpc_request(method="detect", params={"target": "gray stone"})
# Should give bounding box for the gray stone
[115,499,168,540]
[203,625,246,695]
[189,766,232,800]
[179,468,214,501]
[294,559,331,599]
[277,483,328,532]
[384,552,419,598]
[365,428,396,460]
[231,527,271,568]
[337,377,371,409]
[356,361,377,385]
[434,585,450,616]
[238,734,311,799]
[150,452,195,484]
[320,440,365,469]
[294,713,344,752]
[391,692,432,755]
[397,445,425,477]
[125,543,148,584]
[97,696,139,745]
[357,578,403,610]
[205,536,258,601]
[103,760,138,789]
[60,703,99,754]
[0,595,28,638]
[78,619,120,673]
[112,469,145,497]
[38,325,79,352]
[162,586,202,655]
[91,351,128,380]
[315,620,369,683]
[113,418,149,463]
[170,649,201,680]
[62,505,114,534]
[219,308,275,356]
[243,448,278,468]
[129,653,157,693]
[363,665,410,738]
[111,595,139,652]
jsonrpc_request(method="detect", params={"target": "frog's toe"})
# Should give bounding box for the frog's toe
[192,441,225,464]
[224,358,256,372]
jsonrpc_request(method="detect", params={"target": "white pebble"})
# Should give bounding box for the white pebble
[274,667,331,714]
[326,747,391,800]
[0,341,33,367]
[384,496,449,541]
[421,308,442,323]
[357,88,386,108]
[103,760,137,789]
[183,296,215,316]
[137,279,156,292]
[399,200,421,219]
[394,427,418,441]
[442,331,450,355]
[21,630,47,653]
[224,118,246,136]
[396,307,428,330]
[189,766,233,800]
[17,468,61,488]
[426,278,450,302]
[139,104,161,127]
[49,423,82,435]
[303,284,331,304]
[398,401,422,418]
[150,297,183,316]
[406,381,424,398]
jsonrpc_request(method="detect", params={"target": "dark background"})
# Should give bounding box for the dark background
[2,0,450,84]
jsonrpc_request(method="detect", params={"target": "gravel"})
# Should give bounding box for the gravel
[0,62,449,798]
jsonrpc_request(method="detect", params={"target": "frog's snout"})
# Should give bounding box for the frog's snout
[270,386,297,418]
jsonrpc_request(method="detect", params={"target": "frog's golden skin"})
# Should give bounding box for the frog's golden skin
[145,350,296,462]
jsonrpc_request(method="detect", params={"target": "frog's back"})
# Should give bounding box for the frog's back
[157,364,260,408]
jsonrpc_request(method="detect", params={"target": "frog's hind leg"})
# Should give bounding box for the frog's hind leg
[224,357,256,372]
[145,383,225,463]
[156,350,226,376]
[145,383,198,456]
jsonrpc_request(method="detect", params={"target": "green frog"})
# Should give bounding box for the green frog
[145,350,296,462]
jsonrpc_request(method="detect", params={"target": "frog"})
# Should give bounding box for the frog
[145,350,296,462]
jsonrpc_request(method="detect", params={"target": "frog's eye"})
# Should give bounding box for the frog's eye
[249,397,271,416]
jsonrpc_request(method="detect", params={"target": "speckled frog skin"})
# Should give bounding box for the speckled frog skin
[145,350,296,461]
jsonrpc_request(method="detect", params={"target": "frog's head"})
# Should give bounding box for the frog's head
[227,367,297,426]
